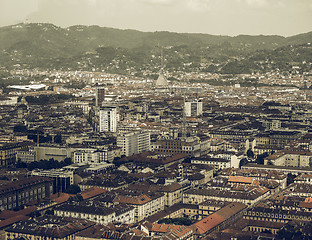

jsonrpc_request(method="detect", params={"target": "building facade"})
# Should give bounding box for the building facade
[0,176,53,210]
[184,100,203,117]
[96,87,106,107]
[99,106,118,132]
[117,131,150,156]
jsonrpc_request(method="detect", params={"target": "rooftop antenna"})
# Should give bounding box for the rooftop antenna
[161,47,164,73]
[155,45,169,87]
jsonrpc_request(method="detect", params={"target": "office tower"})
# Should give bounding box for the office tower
[184,100,203,117]
[96,87,106,107]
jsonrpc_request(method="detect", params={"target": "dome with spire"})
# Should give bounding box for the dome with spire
[155,72,168,87]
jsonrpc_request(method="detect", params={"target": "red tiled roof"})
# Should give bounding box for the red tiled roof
[0,206,37,220]
[228,176,254,184]
[114,194,152,205]
[0,215,28,229]
[80,187,106,200]
[0,210,16,220]
[194,213,225,235]
[49,192,73,203]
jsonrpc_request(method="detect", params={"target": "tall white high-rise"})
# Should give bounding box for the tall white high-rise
[99,106,118,132]
[117,131,150,156]
[184,100,203,117]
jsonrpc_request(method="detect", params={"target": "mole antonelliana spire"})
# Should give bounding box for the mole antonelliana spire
[155,48,169,87]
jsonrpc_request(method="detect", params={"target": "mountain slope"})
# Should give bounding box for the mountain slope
[0,23,311,74]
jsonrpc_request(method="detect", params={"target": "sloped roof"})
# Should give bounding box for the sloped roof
[194,214,225,235]
[81,186,107,200]
[0,215,28,229]
[114,194,152,205]
[228,176,254,184]
[0,206,37,220]
[193,202,246,235]
[49,192,73,203]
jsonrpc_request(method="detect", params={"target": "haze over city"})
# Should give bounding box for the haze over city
[1,0,312,36]
[1,0,312,239]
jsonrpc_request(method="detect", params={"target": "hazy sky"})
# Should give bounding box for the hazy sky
[1,0,312,36]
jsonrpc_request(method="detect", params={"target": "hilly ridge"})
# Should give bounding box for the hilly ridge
[0,23,312,74]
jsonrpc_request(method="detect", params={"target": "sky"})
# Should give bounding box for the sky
[1,0,312,36]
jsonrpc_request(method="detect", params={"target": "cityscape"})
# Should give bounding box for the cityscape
[1,1,312,240]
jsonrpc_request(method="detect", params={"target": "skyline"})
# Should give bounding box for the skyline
[0,0,312,37]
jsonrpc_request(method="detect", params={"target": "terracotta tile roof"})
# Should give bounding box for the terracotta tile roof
[0,210,16,220]
[216,203,247,220]
[194,213,225,235]
[228,176,254,184]
[80,186,107,200]
[0,206,37,220]
[0,215,28,229]
[150,223,193,238]
[194,202,247,235]
[49,192,73,203]
[114,194,152,205]
[5,216,95,238]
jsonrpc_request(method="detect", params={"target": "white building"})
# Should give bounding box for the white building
[99,106,118,132]
[184,100,203,117]
[192,157,231,171]
[16,150,36,163]
[264,150,312,167]
[73,147,114,164]
[114,193,165,222]
[55,202,135,225]
[117,131,150,156]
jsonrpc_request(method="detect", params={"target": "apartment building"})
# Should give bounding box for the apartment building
[117,131,150,156]
[264,150,312,167]
[5,216,95,240]
[55,202,135,225]
[113,191,165,222]
[0,176,53,210]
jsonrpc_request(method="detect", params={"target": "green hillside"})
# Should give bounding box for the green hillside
[0,23,311,74]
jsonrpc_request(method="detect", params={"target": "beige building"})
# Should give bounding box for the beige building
[191,157,231,171]
[54,202,135,224]
[113,192,165,222]
[184,186,270,206]
[264,150,312,167]
[117,131,150,157]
